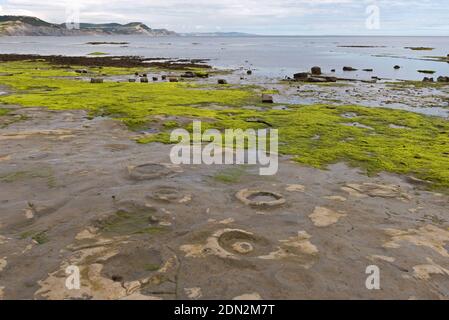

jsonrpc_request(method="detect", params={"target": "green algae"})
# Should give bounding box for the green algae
[142,104,449,189]
[20,230,49,245]
[0,61,257,129]
[0,167,56,188]
[87,52,109,56]
[213,166,248,184]
[1,61,449,189]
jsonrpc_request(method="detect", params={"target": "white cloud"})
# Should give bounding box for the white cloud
[0,0,447,35]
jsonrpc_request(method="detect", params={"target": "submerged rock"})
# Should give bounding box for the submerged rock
[394,65,401,69]
[343,66,357,71]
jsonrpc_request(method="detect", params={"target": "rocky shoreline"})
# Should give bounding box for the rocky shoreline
[0,55,448,300]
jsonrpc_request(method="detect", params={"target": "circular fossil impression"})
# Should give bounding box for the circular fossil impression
[236,189,286,208]
[128,164,173,181]
[148,186,191,203]
[217,229,257,256]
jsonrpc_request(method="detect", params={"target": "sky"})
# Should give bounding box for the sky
[0,0,448,35]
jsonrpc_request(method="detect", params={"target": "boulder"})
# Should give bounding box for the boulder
[181,71,195,78]
[90,78,103,84]
[75,69,88,74]
[169,77,179,82]
[363,69,373,72]
[343,66,357,71]
[422,77,434,83]
[262,94,274,103]
[217,79,228,85]
[293,72,309,81]
[161,75,167,80]
[331,69,336,73]
[247,70,253,75]
[437,76,449,82]
[140,77,149,83]
[311,66,322,75]
[394,65,401,69]
[152,77,158,81]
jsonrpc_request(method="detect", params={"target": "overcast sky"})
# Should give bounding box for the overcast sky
[0,0,448,35]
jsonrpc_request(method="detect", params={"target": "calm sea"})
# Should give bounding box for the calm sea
[0,35,448,80]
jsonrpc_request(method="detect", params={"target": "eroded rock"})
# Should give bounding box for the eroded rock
[344,183,410,200]
[413,258,449,280]
[384,225,449,257]
[309,207,347,227]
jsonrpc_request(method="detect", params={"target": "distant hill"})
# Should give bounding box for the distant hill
[0,15,177,36]
[182,32,256,37]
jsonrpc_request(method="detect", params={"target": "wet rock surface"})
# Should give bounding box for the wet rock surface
[0,107,448,300]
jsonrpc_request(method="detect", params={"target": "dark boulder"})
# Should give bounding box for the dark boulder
[311,66,322,75]
[140,77,149,83]
[262,94,274,103]
[247,70,253,75]
[437,76,449,82]
[293,72,309,81]
[181,71,195,78]
[217,79,228,85]
[394,65,401,69]
[152,77,158,81]
[161,75,167,80]
[422,77,434,82]
[363,69,373,72]
[90,78,103,84]
[169,77,179,82]
[343,66,357,71]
